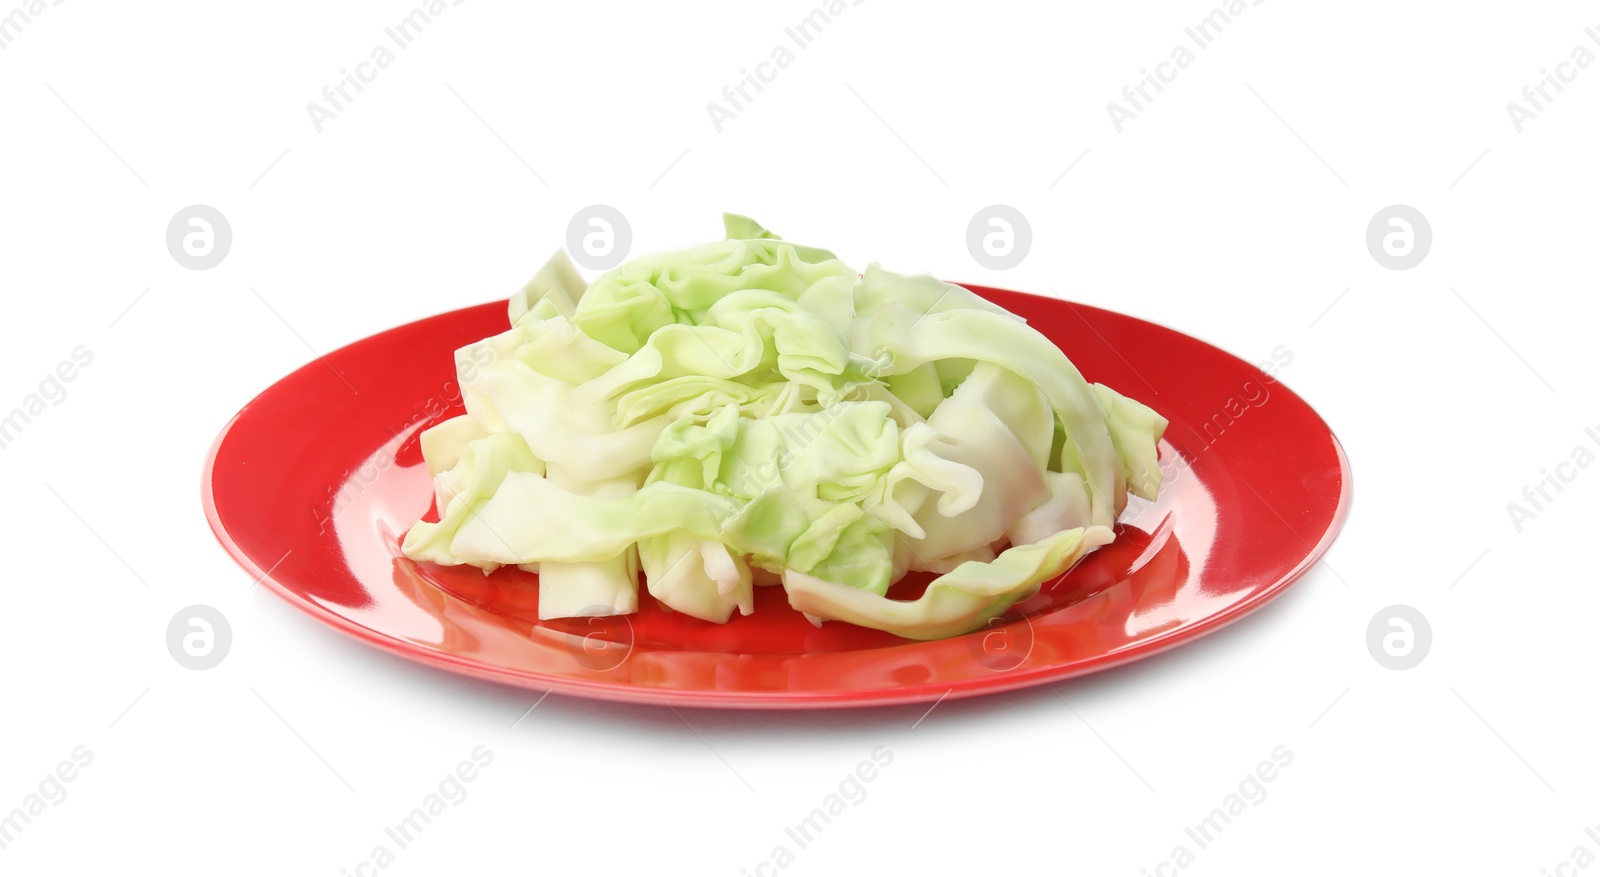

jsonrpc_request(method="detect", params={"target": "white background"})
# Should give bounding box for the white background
[3,1,1598,874]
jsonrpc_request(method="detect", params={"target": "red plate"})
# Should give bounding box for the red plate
[202,286,1350,708]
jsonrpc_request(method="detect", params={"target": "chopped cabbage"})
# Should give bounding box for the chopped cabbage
[400,215,1167,638]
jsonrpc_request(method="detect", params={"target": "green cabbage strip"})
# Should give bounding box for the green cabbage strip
[849,291,1121,529]
[783,525,1116,641]
[1093,383,1169,502]
[404,472,741,566]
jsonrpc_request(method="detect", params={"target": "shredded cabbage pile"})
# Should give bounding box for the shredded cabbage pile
[401,216,1167,640]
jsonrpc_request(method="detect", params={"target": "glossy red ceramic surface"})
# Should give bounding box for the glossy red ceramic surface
[202,286,1350,708]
